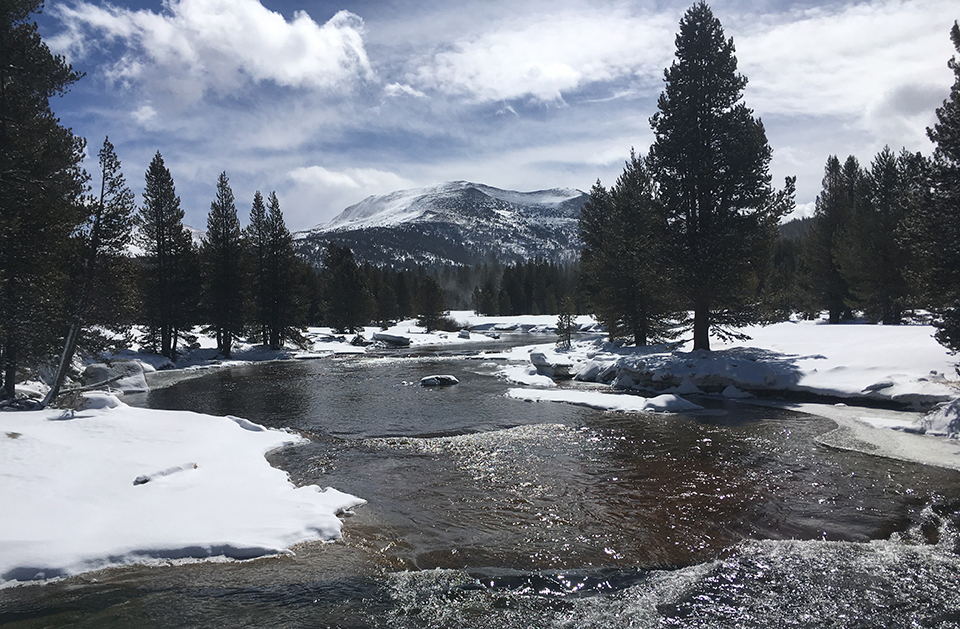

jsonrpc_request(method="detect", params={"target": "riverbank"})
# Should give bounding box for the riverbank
[489,317,960,471]
[0,398,364,588]
[3,314,959,587]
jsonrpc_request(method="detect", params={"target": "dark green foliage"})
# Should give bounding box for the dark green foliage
[416,275,447,332]
[246,191,270,343]
[801,155,859,323]
[838,147,917,324]
[0,0,88,398]
[136,152,197,359]
[321,243,373,333]
[202,172,245,357]
[556,296,576,349]
[579,152,683,346]
[264,192,306,348]
[911,21,960,351]
[647,2,793,350]
[43,136,137,405]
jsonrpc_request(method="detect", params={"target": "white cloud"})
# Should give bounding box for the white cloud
[383,83,427,99]
[52,0,373,101]
[284,166,417,227]
[411,7,676,103]
[737,0,956,146]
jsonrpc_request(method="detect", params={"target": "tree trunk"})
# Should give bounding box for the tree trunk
[2,338,16,400]
[693,301,711,351]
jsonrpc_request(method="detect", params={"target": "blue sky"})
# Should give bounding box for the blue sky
[38,0,958,231]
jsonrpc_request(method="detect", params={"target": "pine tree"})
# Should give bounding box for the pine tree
[647,2,793,350]
[556,295,576,349]
[245,190,270,344]
[322,243,372,333]
[801,156,857,323]
[137,152,193,359]
[264,191,305,348]
[43,136,136,405]
[0,0,88,399]
[417,275,447,332]
[913,21,960,351]
[201,172,245,358]
[580,151,682,345]
[836,147,915,324]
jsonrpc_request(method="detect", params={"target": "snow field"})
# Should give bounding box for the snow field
[0,400,364,586]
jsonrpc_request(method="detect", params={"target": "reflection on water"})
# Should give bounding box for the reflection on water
[3,353,960,627]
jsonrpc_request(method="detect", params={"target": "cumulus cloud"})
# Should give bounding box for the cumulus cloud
[737,1,955,135]
[411,7,676,103]
[284,166,417,227]
[51,0,373,101]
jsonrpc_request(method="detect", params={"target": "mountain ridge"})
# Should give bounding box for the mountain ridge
[294,181,587,267]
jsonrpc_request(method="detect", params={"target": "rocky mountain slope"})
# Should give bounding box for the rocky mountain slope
[294,181,587,267]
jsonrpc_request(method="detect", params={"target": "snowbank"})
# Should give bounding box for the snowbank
[0,399,364,586]
[508,320,957,410]
[506,388,704,413]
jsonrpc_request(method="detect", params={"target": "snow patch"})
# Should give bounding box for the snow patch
[505,388,702,413]
[0,403,364,585]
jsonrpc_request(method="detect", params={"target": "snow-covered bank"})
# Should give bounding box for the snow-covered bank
[96,312,599,373]
[510,320,958,410]
[0,399,364,587]
[492,318,960,470]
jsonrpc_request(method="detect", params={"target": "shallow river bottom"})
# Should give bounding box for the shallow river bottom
[2,351,960,627]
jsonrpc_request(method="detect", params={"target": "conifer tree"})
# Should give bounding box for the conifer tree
[246,191,270,344]
[137,152,194,359]
[417,275,447,332]
[264,191,305,348]
[647,2,794,350]
[0,0,88,399]
[580,152,682,345]
[43,137,136,405]
[836,147,915,324]
[322,243,373,333]
[802,156,857,323]
[202,172,245,358]
[911,21,960,351]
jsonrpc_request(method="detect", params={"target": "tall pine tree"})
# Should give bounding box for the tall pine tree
[647,2,793,350]
[911,21,960,351]
[43,136,136,405]
[264,191,305,348]
[201,172,245,358]
[321,243,373,333]
[801,155,858,323]
[246,190,270,345]
[0,0,87,399]
[137,152,194,359]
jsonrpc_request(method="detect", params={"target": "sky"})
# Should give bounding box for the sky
[37,0,959,232]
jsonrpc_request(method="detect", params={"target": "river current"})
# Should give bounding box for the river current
[2,346,960,627]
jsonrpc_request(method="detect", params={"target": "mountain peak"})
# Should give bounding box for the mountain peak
[313,181,585,233]
[295,181,587,267]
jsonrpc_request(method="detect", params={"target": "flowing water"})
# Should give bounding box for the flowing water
[2,348,960,627]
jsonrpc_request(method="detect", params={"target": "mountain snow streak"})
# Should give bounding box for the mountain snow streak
[294,181,587,267]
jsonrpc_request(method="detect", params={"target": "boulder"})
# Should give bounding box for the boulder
[81,361,148,393]
[372,332,412,347]
[420,375,459,387]
[530,352,574,379]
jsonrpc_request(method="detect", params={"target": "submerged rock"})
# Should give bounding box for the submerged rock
[420,375,459,387]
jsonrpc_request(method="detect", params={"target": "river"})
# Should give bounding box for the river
[2,347,960,627]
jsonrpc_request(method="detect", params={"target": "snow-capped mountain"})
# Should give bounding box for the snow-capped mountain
[294,181,587,267]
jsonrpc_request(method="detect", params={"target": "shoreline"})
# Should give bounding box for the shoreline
[747,400,960,473]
